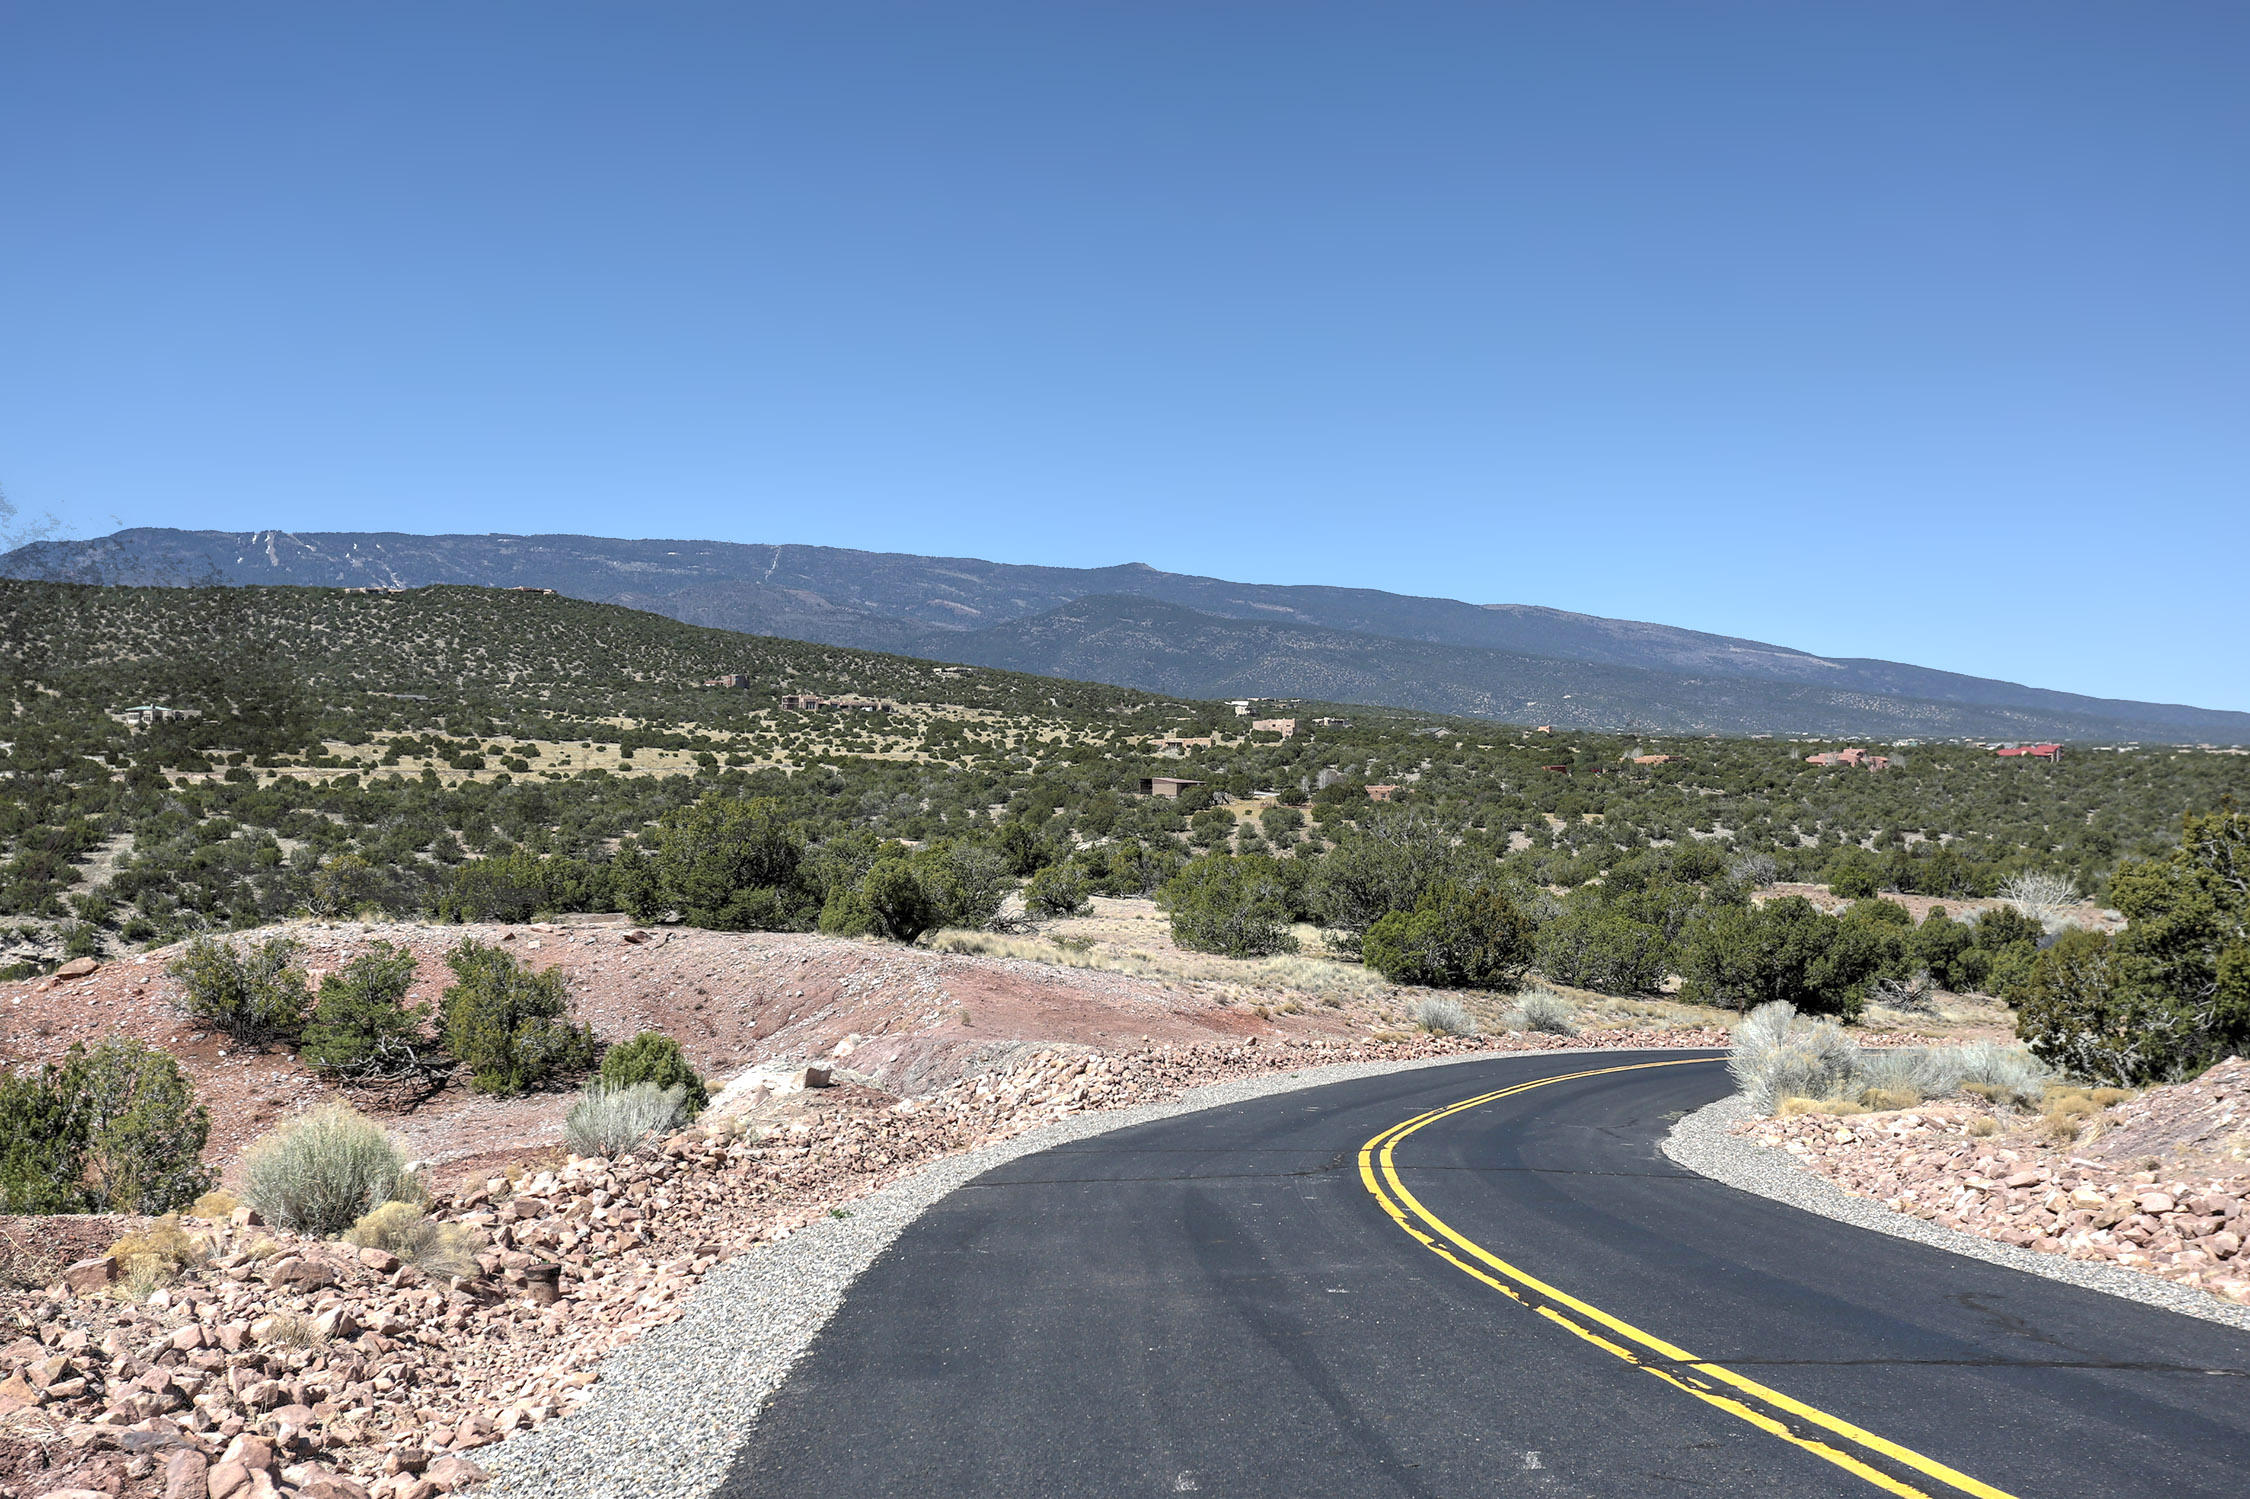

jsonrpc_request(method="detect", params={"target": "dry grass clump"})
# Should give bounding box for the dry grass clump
[1967,1116,1999,1137]
[107,1214,208,1298]
[243,1102,421,1236]
[2026,1083,2139,1145]
[1777,1097,1867,1118]
[931,929,1391,1004]
[0,1223,65,1291]
[188,1188,241,1221]
[345,1200,481,1279]
[255,1310,328,1349]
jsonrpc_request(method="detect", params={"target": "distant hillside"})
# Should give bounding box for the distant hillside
[921,596,2223,741]
[0,580,1182,741]
[8,527,2245,741]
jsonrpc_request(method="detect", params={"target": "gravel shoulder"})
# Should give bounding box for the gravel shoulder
[1664,1094,2250,1335]
[484,1044,1712,1499]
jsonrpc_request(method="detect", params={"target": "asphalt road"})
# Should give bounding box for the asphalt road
[719,1050,2250,1498]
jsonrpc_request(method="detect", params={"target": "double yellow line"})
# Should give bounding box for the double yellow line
[1359,1058,2022,1499]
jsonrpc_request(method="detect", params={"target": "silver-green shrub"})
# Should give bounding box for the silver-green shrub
[564,1081,690,1158]
[1412,996,1478,1037]
[242,1103,418,1236]
[1729,1003,1859,1113]
[1506,989,1577,1035]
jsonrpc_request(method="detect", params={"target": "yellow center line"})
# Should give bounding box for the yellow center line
[1359,1058,2024,1499]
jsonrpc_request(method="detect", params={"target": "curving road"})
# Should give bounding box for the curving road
[719,1050,2250,1498]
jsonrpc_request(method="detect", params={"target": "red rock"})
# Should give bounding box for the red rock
[423,1456,489,1492]
[0,1370,40,1414]
[61,1256,118,1294]
[165,1449,213,1499]
[56,955,100,978]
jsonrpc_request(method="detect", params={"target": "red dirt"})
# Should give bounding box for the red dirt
[0,919,1391,1177]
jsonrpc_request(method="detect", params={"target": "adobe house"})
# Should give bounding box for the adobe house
[1365,784,1400,802]
[703,674,752,688]
[1138,776,1204,799]
[1996,743,2063,761]
[1250,718,1298,738]
[1629,754,1673,766]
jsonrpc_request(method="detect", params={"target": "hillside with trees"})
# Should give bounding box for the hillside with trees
[11,528,2246,742]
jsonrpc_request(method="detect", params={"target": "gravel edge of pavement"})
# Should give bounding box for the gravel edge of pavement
[1663,1093,2250,1336]
[483,1044,1712,1499]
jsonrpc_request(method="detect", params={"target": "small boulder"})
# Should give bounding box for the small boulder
[164,1448,212,1499]
[423,1456,490,1492]
[61,1256,119,1295]
[56,956,100,979]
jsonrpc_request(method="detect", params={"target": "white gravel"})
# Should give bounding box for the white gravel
[1664,1093,2250,1335]
[481,1044,1686,1499]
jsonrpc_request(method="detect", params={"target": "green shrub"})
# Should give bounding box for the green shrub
[167,934,311,1047]
[646,794,815,930]
[301,942,444,1082]
[2017,809,2250,1085]
[440,940,599,1095]
[1534,905,1670,994]
[1362,882,1534,991]
[307,853,384,918]
[564,1081,689,1157]
[0,1038,213,1215]
[1158,855,1301,959]
[1310,811,1476,953]
[598,1031,709,1111]
[1023,863,1092,918]
[1678,897,1883,1017]
[241,1102,418,1236]
[0,1062,85,1214]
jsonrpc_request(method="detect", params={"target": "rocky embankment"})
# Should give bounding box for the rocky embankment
[1738,1058,2250,1307]
[1,1025,1728,1499]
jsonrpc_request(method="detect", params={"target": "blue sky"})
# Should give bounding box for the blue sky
[4,4,2245,710]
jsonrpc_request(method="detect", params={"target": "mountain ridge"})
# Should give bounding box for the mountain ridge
[6,526,2243,741]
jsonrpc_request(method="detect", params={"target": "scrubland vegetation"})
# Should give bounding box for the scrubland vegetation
[4,579,2249,1158]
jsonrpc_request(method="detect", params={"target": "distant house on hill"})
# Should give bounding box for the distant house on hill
[1996,743,2063,761]
[1138,776,1203,799]
[1629,754,1673,766]
[1541,764,1571,775]
[1156,735,1215,756]
[1250,717,1298,738]
[113,704,196,727]
[702,674,752,688]
[1807,748,1890,770]
[780,693,895,713]
[1365,784,1400,802]
[508,586,558,596]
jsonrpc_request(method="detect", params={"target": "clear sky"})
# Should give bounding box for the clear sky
[4,4,2244,709]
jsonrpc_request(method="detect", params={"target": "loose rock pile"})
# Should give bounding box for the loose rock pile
[1741,1092,2250,1307]
[3,1025,1727,1498]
